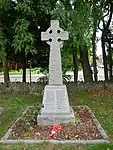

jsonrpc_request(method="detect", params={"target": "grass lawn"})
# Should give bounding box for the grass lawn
[0,68,41,75]
[0,89,113,149]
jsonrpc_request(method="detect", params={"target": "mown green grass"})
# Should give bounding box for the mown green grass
[0,92,38,138]
[0,90,113,150]
[70,90,113,142]
[0,143,113,150]
[0,68,41,75]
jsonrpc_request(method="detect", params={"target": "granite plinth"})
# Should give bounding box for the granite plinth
[37,85,75,125]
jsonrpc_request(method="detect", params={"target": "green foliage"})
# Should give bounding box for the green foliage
[12,97,24,113]
[37,75,48,84]
[22,107,37,129]
[0,28,6,59]
[12,0,37,55]
[12,19,36,55]
[91,1,103,21]
[0,0,16,65]
[35,0,57,14]
[50,0,93,73]
[0,0,11,10]
[62,52,73,73]
[51,1,92,49]
[16,0,36,16]
[74,112,81,124]
[21,92,43,128]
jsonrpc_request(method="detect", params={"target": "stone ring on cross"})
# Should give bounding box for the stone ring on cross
[41,20,68,48]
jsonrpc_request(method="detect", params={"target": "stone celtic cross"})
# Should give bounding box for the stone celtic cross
[38,20,74,125]
[41,20,68,85]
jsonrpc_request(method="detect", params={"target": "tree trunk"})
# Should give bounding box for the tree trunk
[80,44,93,82]
[3,56,10,83]
[92,26,98,82]
[73,52,78,83]
[22,53,26,83]
[92,0,98,81]
[101,34,108,81]
[108,41,112,80]
[22,64,26,83]
[101,3,113,81]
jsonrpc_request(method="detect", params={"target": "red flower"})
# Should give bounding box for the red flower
[52,124,62,132]
[49,130,57,139]
[49,124,62,139]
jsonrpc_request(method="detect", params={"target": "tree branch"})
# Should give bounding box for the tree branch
[104,4,113,34]
[102,19,106,29]
[98,20,103,31]
[103,5,110,18]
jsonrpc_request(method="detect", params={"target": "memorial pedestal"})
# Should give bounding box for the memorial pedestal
[37,85,75,125]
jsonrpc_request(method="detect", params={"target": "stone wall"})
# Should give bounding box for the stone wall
[0,81,113,93]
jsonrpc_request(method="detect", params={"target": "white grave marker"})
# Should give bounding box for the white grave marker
[37,20,75,125]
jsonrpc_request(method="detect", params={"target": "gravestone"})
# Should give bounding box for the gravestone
[0,107,4,117]
[37,20,75,125]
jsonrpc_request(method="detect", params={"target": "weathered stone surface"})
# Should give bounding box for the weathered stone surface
[0,107,4,116]
[41,20,68,85]
[37,85,75,125]
[37,20,75,125]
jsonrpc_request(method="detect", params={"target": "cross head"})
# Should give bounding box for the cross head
[41,20,68,47]
[41,20,69,85]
